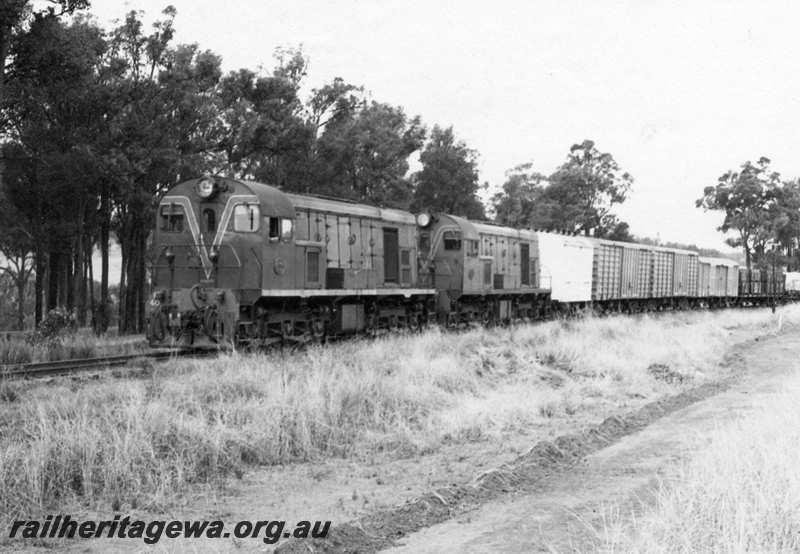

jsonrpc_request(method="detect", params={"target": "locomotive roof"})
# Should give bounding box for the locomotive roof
[535,231,594,247]
[285,193,417,225]
[237,179,296,216]
[164,178,296,217]
[449,216,537,241]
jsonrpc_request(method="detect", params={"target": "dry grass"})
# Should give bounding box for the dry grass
[0,306,795,527]
[595,374,800,553]
[0,330,148,364]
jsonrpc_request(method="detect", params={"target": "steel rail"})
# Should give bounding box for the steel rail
[0,348,219,379]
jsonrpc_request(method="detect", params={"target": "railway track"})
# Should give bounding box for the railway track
[2,299,795,380]
[0,348,218,379]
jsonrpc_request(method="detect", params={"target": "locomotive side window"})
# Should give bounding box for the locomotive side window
[203,208,216,233]
[467,240,479,257]
[233,204,260,232]
[443,231,462,250]
[160,204,184,232]
[268,217,294,241]
[281,218,293,241]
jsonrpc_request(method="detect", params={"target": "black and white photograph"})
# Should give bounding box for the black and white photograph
[1,0,800,552]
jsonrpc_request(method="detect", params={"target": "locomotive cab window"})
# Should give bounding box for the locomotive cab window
[443,231,462,250]
[159,204,184,232]
[268,218,294,241]
[233,204,260,232]
[467,240,479,257]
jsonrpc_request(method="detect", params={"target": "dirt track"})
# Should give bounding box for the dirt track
[384,333,800,553]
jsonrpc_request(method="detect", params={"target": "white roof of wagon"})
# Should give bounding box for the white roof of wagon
[535,231,595,249]
[698,256,739,266]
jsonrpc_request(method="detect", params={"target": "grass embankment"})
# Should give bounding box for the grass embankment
[0,306,793,527]
[0,330,148,364]
[597,376,800,553]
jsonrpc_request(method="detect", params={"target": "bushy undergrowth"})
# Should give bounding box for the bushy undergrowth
[0,306,794,524]
[597,375,800,553]
[0,327,148,365]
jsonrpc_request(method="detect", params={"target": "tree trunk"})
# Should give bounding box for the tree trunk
[745,244,752,294]
[98,186,110,334]
[135,228,147,331]
[34,250,44,326]
[88,247,96,332]
[65,246,74,311]
[78,242,88,327]
[117,214,150,334]
[73,221,85,325]
[0,24,9,103]
[47,247,59,311]
[15,266,25,331]
[118,217,130,334]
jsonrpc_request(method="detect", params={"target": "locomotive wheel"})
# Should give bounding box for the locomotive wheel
[407,310,423,332]
[203,308,221,341]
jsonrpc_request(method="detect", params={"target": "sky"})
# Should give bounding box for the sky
[86,0,800,252]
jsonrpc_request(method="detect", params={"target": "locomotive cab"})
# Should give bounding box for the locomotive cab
[147,177,295,347]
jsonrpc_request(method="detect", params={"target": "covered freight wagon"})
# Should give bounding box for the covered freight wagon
[738,266,785,303]
[697,257,738,298]
[590,239,652,300]
[786,271,800,294]
[536,232,593,303]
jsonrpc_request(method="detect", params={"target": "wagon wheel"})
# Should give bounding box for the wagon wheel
[311,318,327,344]
[366,313,379,338]
[481,307,494,328]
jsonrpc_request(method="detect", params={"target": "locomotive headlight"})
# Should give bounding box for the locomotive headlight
[416,213,432,228]
[196,177,215,199]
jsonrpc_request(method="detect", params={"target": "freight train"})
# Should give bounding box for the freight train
[146,176,786,347]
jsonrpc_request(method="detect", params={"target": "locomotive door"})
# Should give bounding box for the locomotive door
[304,248,322,288]
[383,228,399,284]
[520,243,530,286]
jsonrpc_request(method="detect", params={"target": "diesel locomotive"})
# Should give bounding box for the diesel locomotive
[146,176,785,347]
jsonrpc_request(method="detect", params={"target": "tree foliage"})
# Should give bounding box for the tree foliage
[411,125,486,219]
[493,140,633,237]
[311,100,425,207]
[0,5,443,331]
[696,157,783,269]
[492,163,546,227]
